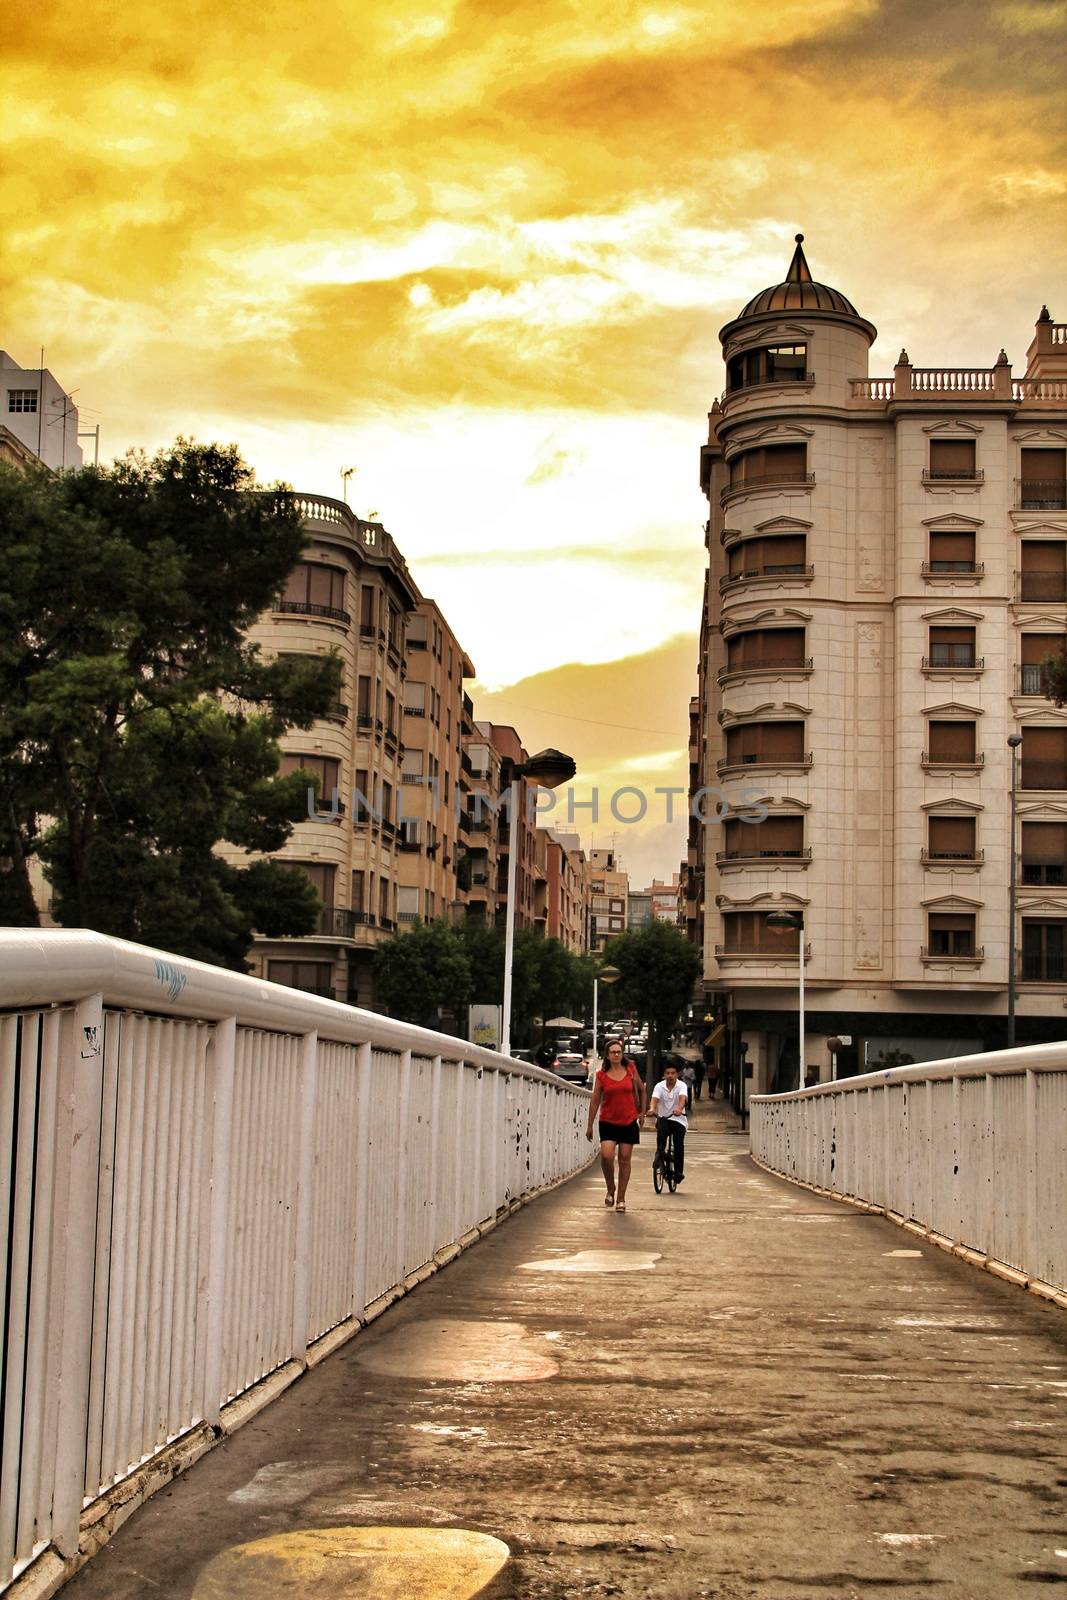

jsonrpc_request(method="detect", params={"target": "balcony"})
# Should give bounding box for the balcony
[397,910,419,924]
[274,599,351,625]
[921,751,984,771]
[1019,665,1055,696]
[359,622,376,640]
[717,657,813,687]
[1016,572,1067,604]
[920,849,984,865]
[311,907,362,939]
[404,704,426,717]
[716,753,812,777]
[465,816,490,834]
[922,562,984,579]
[714,942,812,962]
[356,711,374,731]
[720,472,815,508]
[406,635,427,651]
[1017,480,1067,511]
[379,916,396,932]
[921,654,984,675]
[714,848,811,865]
[720,372,815,406]
[922,468,984,485]
[397,837,421,853]
[323,702,349,723]
[719,564,814,594]
[921,944,983,964]
[1022,863,1067,886]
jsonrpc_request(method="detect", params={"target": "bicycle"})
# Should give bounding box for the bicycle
[652,1120,679,1194]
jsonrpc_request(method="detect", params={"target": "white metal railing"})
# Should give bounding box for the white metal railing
[751,1043,1067,1306]
[0,930,591,1593]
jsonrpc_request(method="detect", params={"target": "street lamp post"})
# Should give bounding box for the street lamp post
[501,749,576,1058]
[591,964,620,1072]
[766,909,805,1091]
[1007,734,1022,1049]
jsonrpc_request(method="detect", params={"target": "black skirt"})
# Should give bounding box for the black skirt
[598,1119,641,1145]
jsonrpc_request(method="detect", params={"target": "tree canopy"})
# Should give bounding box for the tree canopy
[0,442,339,966]
[373,920,474,1028]
[602,919,702,1082]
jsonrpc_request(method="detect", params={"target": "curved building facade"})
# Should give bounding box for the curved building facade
[695,239,1067,1089]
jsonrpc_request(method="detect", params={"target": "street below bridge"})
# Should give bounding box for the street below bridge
[66,1101,1067,1600]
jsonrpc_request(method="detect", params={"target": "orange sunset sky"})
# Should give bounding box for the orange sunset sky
[4,0,1065,884]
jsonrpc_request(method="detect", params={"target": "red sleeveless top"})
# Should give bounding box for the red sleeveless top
[596,1063,640,1124]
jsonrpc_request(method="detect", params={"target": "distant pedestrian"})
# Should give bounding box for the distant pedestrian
[693,1059,706,1100]
[682,1062,696,1111]
[586,1040,646,1213]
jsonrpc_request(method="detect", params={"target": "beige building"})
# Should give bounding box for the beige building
[232,493,420,1004]
[542,829,589,951]
[397,599,476,929]
[463,730,503,927]
[647,874,682,924]
[474,723,545,933]
[589,847,628,954]
[695,239,1067,1090]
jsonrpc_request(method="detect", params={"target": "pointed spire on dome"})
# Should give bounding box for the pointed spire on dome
[786,233,812,286]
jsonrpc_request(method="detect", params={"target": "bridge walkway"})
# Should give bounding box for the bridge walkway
[64,1100,1067,1600]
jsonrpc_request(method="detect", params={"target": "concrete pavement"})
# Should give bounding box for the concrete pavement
[66,1098,1067,1599]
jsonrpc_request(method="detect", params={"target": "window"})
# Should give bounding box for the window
[354,768,374,818]
[1019,541,1067,603]
[397,886,419,917]
[928,626,976,667]
[727,533,807,581]
[401,748,424,779]
[281,563,347,616]
[1022,920,1067,981]
[1021,822,1067,885]
[928,439,977,479]
[379,876,390,925]
[1020,447,1067,510]
[399,818,421,847]
[722,911,800,954]
[281,860,336,905]
[1020,633,1066,694]
[728,443,808,488]
[726,345,807,391]
[927,914,976,957]
[351,870,365,913]
[926,816,976,860]
[357,675,372,718]
[405,682,426,714]
[7,389,38,413]
[928,529,976,572]
[926,722,977,765]
[267,960,333,995]
[407,615,428,649]
[725,627,807,672]
[279,752,340,794]
[381,782,393,825]
[360,585,376,629]
[724,722,806,766]
[385,692,395,734]
[722,815,805,858]
[1021,727,1067,790]
[425,889,434,920]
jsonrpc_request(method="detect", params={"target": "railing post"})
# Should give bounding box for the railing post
[426,1056,443,1254]
[1024,1068,1039,1279]
[352,1042,372,1317]
[203,1016,236,1426]
[289,1030,318,1367]
[52,995,105,1558]
[396,1050,413,1276]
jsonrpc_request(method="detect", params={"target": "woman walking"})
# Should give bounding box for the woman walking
[585,1040,646,1212]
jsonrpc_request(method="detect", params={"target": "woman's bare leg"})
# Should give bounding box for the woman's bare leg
[616,1145,634,1206]
[599,1140,617,1197]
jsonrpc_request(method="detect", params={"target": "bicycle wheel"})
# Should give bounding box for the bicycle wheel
[652,1151,664,1194]
[665,1132,678,1193]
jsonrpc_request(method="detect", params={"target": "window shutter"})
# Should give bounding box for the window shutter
[1021,540,1066,574]
[929,529,975,564]
[1021,634,1066,664]
[1021,448,1066,481]
[756,815,804,852]
[1021,822,1067,864]
[928,816,976,856]
[1023,727,1067,759]
[928,721,976,760]
[757,723,806,760]
[929,439,976,475]
[930,626,975,647]
[929,913,975,934]
[764,535,806,568]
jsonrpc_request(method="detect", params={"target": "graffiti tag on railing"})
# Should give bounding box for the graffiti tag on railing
[154,959,188,1001]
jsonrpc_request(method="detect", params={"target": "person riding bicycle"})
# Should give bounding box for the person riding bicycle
[650,1060,688,1184]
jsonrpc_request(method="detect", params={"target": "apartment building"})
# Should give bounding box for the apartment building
[463,730,502,927]
[1,351,82,470]
[647,875,682,924]
[694,238,1067,1089]
[474,723,545,933]
[228,492,419,1005]
[589,848,629,954]
[542,829,589,952]
[397,599,476,928]
[627,891,653,931]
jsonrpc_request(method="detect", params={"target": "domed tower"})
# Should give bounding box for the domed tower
[700,236,891,1092]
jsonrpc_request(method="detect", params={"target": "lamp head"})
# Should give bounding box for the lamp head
[1007,734,1023,749]
[597,964,621,986]
[515,747,576,789]
[766,909,803,931]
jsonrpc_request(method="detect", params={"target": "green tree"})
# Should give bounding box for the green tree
[373,919,473,1027]
[1040,649,1067,706]
[603,920,702,1085]
[0,443,339,966]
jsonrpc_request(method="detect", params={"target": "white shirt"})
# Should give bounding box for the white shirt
[651,1079,688,1127]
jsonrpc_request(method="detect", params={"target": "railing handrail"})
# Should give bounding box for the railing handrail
[753,1037,1067,1098]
